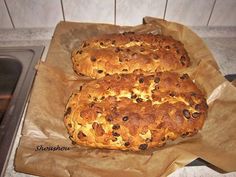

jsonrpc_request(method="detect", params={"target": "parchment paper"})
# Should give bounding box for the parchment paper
[14,17,236,177]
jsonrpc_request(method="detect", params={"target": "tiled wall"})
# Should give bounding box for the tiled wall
[0,0,236,29]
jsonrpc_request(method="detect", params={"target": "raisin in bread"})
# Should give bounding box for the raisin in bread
[64,71,207,151]
[72,33,190,79]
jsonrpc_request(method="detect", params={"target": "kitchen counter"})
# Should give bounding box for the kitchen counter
[0,26,236,177]
[0,28,53,61]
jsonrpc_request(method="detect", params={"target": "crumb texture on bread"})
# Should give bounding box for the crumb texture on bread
[72,33,190,78]
[64,72,207,151]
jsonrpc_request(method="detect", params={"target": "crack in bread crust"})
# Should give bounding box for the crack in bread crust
[64,71,207,151]
[72,33,190,79]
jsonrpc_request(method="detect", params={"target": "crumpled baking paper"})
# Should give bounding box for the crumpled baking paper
[14,17,236,177]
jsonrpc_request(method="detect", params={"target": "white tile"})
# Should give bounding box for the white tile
[116,0,166,26]
[0,0,12,28]
[6,0,63,28]
[165,0,215,26]
[209,0,236,26]
[63,0,114,24]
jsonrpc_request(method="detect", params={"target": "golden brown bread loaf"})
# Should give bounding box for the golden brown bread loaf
[64,71,207,151]
[72,33,190,79]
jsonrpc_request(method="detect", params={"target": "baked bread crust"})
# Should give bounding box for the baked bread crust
[64,71,207,151]
[72,33,190,79]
